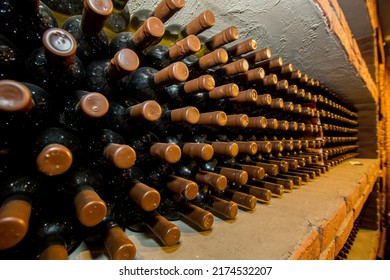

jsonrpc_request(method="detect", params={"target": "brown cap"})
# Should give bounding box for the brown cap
[293,140,302,150]
[288,121,298,131]
[150,143,181,163]
[0,80,33,112]
[240,165,265,180]
[169,35,201,60]
[291,69,302,80]
[208,83,239,99]
[277,120,289,131]
[133,17,165,49]
[105,227,136,260]
[103,143,136,169]
[247,116,267,129]
[254,162,278,176]
[297,122,306,132]
[198,48,228,69]
[211,142,239,157]
[296,88,305,98]
[78,92,109,118]
[182,143,214,161]
[283,140,294,151]
[167,176,198,200]
[266,118,278,129]
[276,80,289,91]
[154,61,189,86]
[300,74,309,83]
[247,186,272,202]
[74,189,107,227]
[270,140,284,152]
[256,94,272,106]
[182,203,214,230]
[183,74,215,94]
[284,158,298,169]
[154,0,185,23]
[170,106,200,124]
[145,213,181,246]
[231,191,256,210]
[255,141,272,154]
[109,48,140,78]
[240,67,265,82]
[197,111,227,126]
[129,182,161,211]
[43,28,77,66]
[39,245,68,260]
[209,196,238,219]
[186,10,215,35]
[262,74,278,86]
[244,47,272,64]
[36,144,73,176]
[0,199,31,250]
[82,0,113,34]
[220,167,248,185]
[270,98,284,109]
[268,57,283,69]
[222,59,249,76]
[225,114,249,127]
[235,141,258,155]
[196,171,227,191]
[129,100,162,121]
[280,63,293,74]
[293,104,302,113]
[226,38,257,57]
[207,26,239,49]
[287,85,298,95]
[230,89,257,103]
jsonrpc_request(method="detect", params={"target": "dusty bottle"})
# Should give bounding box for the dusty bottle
[104,0,131,40]
[225,38,258,60]
[184,48,228,79]
[42,0,83,26]
[238,47,272,65]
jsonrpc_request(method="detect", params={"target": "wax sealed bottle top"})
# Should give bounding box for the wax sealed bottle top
[43,28,77,65]
[0,80,33,112]
[81,0,113,34]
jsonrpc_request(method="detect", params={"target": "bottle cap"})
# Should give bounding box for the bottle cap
[298,122,306,132]
[105,227,137,260]
[255,141,272,154]
[291,70,302,80]
[211,142,239,157]
[210,197,238,219]
[154,62,189,86]
[255,162,278,176]
[0,199,31,250]
[243,47,271,64]
[297,89,306,98]
[83,0,113,35]
[266,118,278,129]
[167,176,198,200]
[36,144,73,176]
[182,204,214,230]
[277,160,289,173]
[183,74,215,93]
[276,80,288,91]
[208,83,239,99]
[129,100,162,121]
[104,143,137,169]
[129,182,161,211]
[247,116,267,129]
[231,191,256,210]
[38,245,69,260]
[255,94,272,106]
[288,121,298,131]
[285,158,299,169]
[300,74,309,83]
[271,98,284,109]
[281,63,293,74]
[262,74,278,86]
[150,143,181,163]
[133,17,165,49]
[0,80,33,112]
[186,10,215,35]
[154,0,185,23]
[287,85,298,95]
[220,167,248,185]
[208,26,239,49]
[74,189,107,227]
[110,49,140,78]
[182,143,214,161]
[270,140,284,152]
[197,111,227,126]
[198,48,228,69]
[293,140,302,150]
[79,92,109,118]
[170,106,200,124]
[43,28,77,66]
[196,171,227,191]
[169,35,201,60]
[247,186,272,202]
[268,57,283,68]
[230,89,258,103]
[240,165,265,179]
[293,104,302,113]
[222,59,249,76]
[235,141,258,155]
[240,67,265,82]
[225,114,249,127]
[146,214,181,246]
[226,38,257,57]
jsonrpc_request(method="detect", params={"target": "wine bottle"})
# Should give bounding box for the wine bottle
[192,192,238,219]
[26,28,85,94]
[159,10,215,47]
[0,0,58,56]
[184,48,228,79]
[109,17,165,56]
[247,180,284,197]
[62,0,113,65]
[186,134,239,158]
[225,38,258,60]
[233,184,272,203]
[142,211,181,246]
[104,0,131,40]
[217,188,257,210]
[42,0,84,26]
[0,33,26,80]
[199,159,249,186]
[238,47,272,65]
[207,59,249,84]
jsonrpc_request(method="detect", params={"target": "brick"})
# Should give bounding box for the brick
[318,203,347,251]
[353,196,365,219]
[334,212,354,254]
[289,230,321,260]
[343,186,362,214]
[319,240,336,260]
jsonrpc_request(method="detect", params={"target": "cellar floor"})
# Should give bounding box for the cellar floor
[71,158,380,260]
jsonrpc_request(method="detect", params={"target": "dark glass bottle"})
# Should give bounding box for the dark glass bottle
[207,59,249,83]
[238,47,272,65]
[0,33,26,80]
[140,35,201,69]
[58,90,110,132]
[61,0,113,65]
[224,38,258,60]
[0,0,58,56]
[109,17,165,56]
[104,0,131,40]
[42,0,84,26]
[191,191,238,219]
[199,158,249,186]
[32,127,81,176]
[26,28,85,94]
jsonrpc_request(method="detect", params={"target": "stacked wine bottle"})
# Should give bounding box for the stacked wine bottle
[0,0,359,260]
